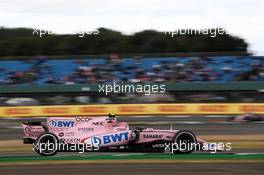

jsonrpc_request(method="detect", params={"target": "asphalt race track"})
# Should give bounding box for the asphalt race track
[0,115,263,174]
[0,154,263,175]
[1,162,263,175]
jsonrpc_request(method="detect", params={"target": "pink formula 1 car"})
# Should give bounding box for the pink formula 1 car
[22,114,220,156]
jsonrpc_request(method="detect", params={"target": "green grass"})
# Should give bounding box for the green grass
[0,153,264,163]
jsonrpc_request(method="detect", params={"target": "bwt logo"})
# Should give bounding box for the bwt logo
[92,136,102,145]
[92,132,129,145]
[50,120,75,128]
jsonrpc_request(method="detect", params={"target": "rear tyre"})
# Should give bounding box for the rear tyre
[34,132,59,156]
[172,130,197,154]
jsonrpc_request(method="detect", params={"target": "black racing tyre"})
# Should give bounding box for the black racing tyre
[34,132,59,156]
[172,130,197,154]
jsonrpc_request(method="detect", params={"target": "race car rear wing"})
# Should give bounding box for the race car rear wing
[21,122,47,144]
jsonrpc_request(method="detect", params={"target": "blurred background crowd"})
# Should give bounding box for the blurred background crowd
[0,54,264,106]
[0,55,264,85]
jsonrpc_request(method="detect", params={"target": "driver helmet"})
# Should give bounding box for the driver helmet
[108,113,115,118]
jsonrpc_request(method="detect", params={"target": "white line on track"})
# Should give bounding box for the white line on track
[112,153,147,156]
[205,115,232,118]
[164,116,191,118]
[9,126,22,129]
[180,122,205,124]
[235,153,264,155]
[0,117,23,120]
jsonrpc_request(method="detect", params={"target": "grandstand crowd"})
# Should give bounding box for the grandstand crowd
[0,55,264,85]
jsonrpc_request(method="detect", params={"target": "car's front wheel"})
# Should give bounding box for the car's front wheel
[172,130,197,154]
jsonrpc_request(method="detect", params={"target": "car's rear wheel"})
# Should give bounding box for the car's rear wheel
[34,132,59,156]
[172,130,197,154]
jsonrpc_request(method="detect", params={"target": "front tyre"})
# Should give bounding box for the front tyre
[172,130,197,154]
[34,132,59,156]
